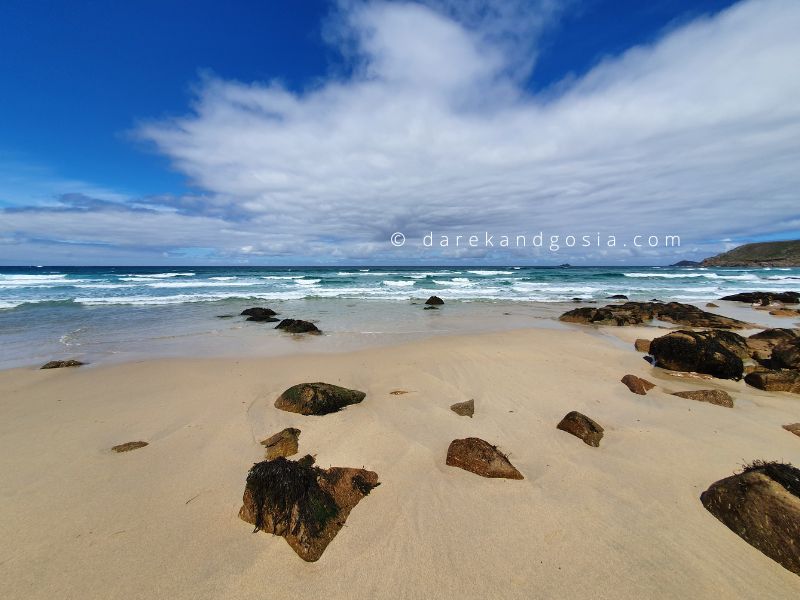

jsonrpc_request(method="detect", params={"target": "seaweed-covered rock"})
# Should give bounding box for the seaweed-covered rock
[720,291,800,304]
[239,456,379,562]
[40,359,84,369]
[275,319,320,334]
[559,301,749,329]
[450,399,474,417]
[649,330,747,380]
[275,382,366,415]
[620,374,655,395]
[700,461,800,575]
[241,307,279,322]
[744,370,800,394]
[425,295,444,305]
[556,411,604,447]
[112,441,148,453]
[634,338,651,353]
[671,389,734,408]
[261,428,301,460]
[445,438,523,479]
[772,338,800,370]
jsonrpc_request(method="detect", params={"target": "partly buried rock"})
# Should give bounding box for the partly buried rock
[746,328,800,357]
[559,301,749,329]
[112,441,148,453]
[783,423,800,438]
[620,374,655,395]
[423,305,438,310]
[606,294,628,300]
[745,370,800,394]
[450,399,474,417]
[276,319,320,334]
[706,302,719,308]
[239,456,379,562]
[557,411,604,447]
[649,330,747,380]
[772,338,800,370]
[700,461,800,575]
[634,338,651,353]
[261,428,300,460]
[275,382,366,415]
[720,291,800,304]
[241,307,279,322]
[671,389,734,408]
[770,308,800,317]
[40,359,84,369]
[446,438,523,479]
[425,295,444,305]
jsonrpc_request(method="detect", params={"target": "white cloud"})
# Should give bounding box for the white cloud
[5,0,800,264]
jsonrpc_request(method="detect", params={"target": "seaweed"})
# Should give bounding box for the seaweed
[246,457,339,537]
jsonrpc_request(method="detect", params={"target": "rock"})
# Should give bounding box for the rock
[40,359,84,369]
[670,389,734,408]
[706,302,719,308]
[450,399,474,417]
[606,294,628,299]
[275,319,320,334]
[700,461,800,575]
[112,441,148,453]
[720,291,800,304]
[745,370,800,394]
[275,382,366,415]
[772,338,800,369]
[556,411,604,447]
[425,295,444,305]
[620,374,655,395]
[445,438,523,479]
[216,314,235,319]
[389,390,410,395]
[769,308,800,317]
[241,307,278,322]
[634,338,651,353]
[649,330,746,380]
[746,329,800,362]
[423,305,438,310]
[559,301,749,329]
[783,423,800,438]
[239,456,379,562]
[261,428,301,460]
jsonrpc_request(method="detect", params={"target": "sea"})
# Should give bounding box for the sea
[1,265,798,369]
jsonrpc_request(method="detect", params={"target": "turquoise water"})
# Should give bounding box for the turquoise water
[0,265,797,369]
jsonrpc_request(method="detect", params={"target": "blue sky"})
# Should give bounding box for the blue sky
[1,0,798,265]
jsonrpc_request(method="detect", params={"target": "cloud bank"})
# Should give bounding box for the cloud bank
[3,0,800,264]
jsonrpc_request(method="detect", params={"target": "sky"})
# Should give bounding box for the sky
[0,0,798,265]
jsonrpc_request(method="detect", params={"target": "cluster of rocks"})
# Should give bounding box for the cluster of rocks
[239,307,321,334]
[242,381,377,561]
[423,295,444,310]
[720,291,800,305]
[559,301,750,328]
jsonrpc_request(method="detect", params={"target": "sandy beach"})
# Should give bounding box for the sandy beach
[2,320,799,599]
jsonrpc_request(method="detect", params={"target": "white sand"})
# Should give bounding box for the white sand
[1,326,799,599]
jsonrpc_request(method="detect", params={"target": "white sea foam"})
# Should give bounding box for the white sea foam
[382,280,415,287]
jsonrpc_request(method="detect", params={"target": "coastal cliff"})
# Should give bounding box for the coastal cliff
[701,240,800,267]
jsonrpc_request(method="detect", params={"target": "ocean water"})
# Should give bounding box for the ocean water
[1,265,798,369]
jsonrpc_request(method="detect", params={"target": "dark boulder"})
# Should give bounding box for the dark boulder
[559,301,749,329]
[700,461,800,575]
[425,295,444,305]
[649,330,746,380]
[450,399,474,417]
[275,382,366,415]
[772,338,800,370]
[620,374,655,395]
[606,294,628,299]
[720,291,800,304]
[261,428,301,460]
[40,359,84,369]
[556,411,604,447]
[671,389,734,408]
[744,370,800,394]
[445,438,523,479]
[241,307,278,321]
[239,456,379,562]
[275,319,320,334]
